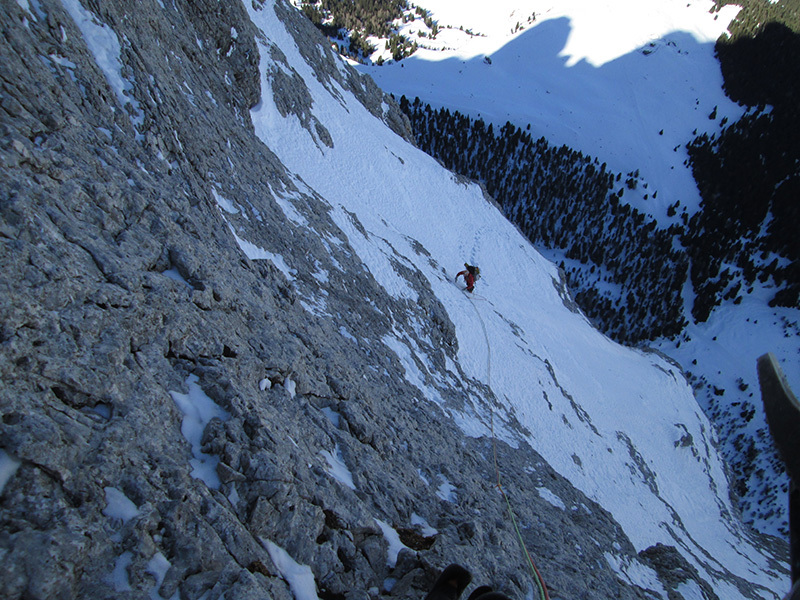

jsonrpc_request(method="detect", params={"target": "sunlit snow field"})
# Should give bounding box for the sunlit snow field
[242,2,789,597]
[354,0,799,537]
[359,0,744,221]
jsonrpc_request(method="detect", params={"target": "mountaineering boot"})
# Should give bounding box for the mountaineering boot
[470,593,513,600]
[424,564,472,600]
[757,353,800,596]
[759,353,800,482]
[466,586,494,600]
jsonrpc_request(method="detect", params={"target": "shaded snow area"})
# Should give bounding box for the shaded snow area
[264,541,321,600]
[374,519,411,568]
[321,444,357,490]
[59,0,144,138]
[654,290,800,535]
[170,374,230,489]
[0,450,21,495]
[238,2,787,598]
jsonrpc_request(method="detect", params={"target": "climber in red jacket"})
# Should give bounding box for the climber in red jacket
[456,263,480,293]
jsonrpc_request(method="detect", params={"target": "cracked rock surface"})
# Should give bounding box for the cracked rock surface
[0,1,756,599]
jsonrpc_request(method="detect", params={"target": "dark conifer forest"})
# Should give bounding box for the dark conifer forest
[688,1,800,317]
[396,0,800,346]
[300,0,424,60]
[302,0,406,38]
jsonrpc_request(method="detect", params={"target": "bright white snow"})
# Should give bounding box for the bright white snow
[146,552,176,600]
[411,513,438,536]
[321,444,357,490]
[536,486,566,510]
[355,0,799,538]
[226,222,297,280]
[374,518,411,567]
[103,487,141,524]
[106,551,134,592]
[236,1,788,597]
[264,540,321,600]
[435,474,457,503]
[169,374,230,489]
[60,0,144,136]
[604,552,668,598]
[359,0,743,221]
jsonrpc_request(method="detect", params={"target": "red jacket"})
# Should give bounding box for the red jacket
[456,269,475,290]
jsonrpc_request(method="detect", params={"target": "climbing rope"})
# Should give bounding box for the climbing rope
[466,295,551,600]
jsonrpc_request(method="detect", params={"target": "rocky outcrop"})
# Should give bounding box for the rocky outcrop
[639,544,718,600]
[0,1,779,599]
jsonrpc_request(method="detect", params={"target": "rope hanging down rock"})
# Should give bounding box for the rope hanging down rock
[467,295,550,600]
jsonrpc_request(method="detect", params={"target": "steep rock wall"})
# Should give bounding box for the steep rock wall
[0,1,778,599]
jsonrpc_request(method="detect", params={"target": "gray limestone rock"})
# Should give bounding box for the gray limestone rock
[0,1,779,600]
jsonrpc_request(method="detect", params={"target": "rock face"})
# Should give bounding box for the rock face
[0,1,779,600]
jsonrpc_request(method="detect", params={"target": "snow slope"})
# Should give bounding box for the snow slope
[352,0,800,536]
[359,0,744,221]
[242,2,787,597]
